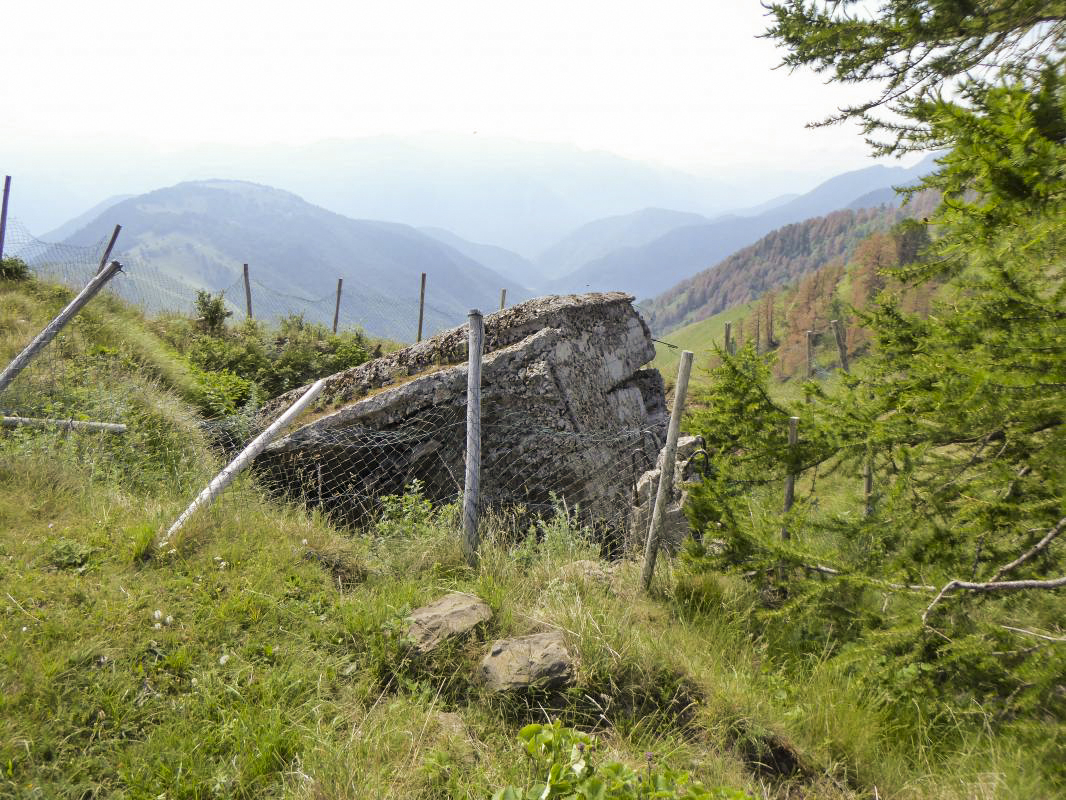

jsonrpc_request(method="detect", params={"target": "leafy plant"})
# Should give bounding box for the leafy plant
[492,721,752,800]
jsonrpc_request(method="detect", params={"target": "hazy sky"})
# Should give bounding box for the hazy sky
[3,0,885,179]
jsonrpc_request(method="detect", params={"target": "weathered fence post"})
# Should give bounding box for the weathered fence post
[462,309,484,567]
[806,331,814,379]
[0,175,11,261]
[160,378,326,545]
[0,261,123,394]
[95,224,122,275]
[781,416,799,541]
[831,319,850,373]
[754,316,761,355]
[332,277,343,334]
[642,349,694,591]
[1,416,127,434]
[724,321,732,355]
[499,288,507,311]
[243,263,253,319]
[416,272,427,342]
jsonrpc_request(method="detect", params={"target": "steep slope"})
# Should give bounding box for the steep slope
[645,191,940,333]
[61,180,529,340]
[549,154,940,299]
[419,226,543,289]
[536,207,709,280]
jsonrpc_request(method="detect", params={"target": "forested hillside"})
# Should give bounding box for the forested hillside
[647,191,939,334]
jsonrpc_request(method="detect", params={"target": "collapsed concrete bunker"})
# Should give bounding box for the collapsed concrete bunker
[252,292,669,543]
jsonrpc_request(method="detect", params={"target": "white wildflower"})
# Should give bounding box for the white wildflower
[219,653,230,666]
[153,609,163,621]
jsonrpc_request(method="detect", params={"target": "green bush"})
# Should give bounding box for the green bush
[0,256,30,281]
[493,721,752,800]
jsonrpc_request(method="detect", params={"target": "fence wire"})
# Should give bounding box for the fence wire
[2,219,671,554]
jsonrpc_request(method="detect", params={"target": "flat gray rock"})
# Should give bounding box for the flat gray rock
[480,630,574,691]
[406,593,492,654]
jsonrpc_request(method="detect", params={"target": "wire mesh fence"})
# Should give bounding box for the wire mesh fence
[2,219,673,558]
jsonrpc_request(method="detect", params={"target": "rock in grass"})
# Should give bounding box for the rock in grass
[480,630,574,691]
[557,559,612,585]
[406,593,492,654]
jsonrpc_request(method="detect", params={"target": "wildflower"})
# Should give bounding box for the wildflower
[153,609,163,621]
[165,615,174,626]
[219,653,230,666]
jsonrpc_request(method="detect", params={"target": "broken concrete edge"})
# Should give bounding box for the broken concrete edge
[257,292,641,425]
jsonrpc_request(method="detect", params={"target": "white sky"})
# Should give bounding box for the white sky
[1,0,885,181]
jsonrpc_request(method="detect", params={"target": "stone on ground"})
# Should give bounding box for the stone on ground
[406,592,492,654]
[479,630,574,691]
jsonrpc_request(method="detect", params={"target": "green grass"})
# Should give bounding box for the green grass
[0,275,1054,798]
[652,301,759,391]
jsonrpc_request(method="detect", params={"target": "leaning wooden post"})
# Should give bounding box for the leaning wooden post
[642,349,694,591]
[416,272,427,342]
[332,277,343,334]
[0,175,10,261]
[242,263,253,319]
[95,224,122,275]
[724,322,732,355]
[831,319,850,373]
[781,416,799,541]
[0,261,123,394]
[462,310,484,567]
[499,288,507,311]
[160,378,326,545]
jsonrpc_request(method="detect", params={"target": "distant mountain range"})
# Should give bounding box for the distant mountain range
[545,154,941,300]
[59,180,530,340]
[418,227,542,290]
[645,190,942,334]
[535,208,710,281]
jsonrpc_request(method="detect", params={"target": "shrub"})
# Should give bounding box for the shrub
[0,256,30,281]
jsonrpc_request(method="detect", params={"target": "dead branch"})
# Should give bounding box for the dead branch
[990,516,1066,582]
[923,575,1066,624]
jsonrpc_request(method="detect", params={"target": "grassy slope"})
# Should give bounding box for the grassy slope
[651,301,758,391]
[0,277,1046,799]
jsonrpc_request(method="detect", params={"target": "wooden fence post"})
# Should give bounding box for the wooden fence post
[0,261,123,394]
[95,224,122,275]
[724,321,732,355]
[0,176,11,262]
[462,309,484,567]
[417,272,427,342]
[806,331,814,379]
[499,288,507,311]
[332,278,343,334]
[831,319,850,373]
[243,263,253,319]
[642,349,694,591]
[159,378,326,545]
[781,416,799,541]
[754,316,761,355]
